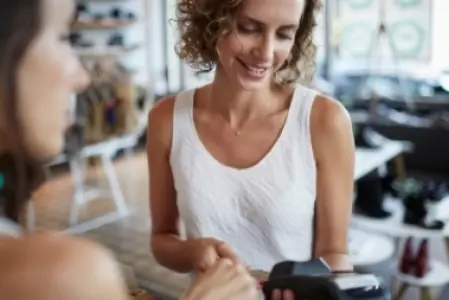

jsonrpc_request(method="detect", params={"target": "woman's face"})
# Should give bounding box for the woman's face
[16,0,89,161]
[216,0,304,91]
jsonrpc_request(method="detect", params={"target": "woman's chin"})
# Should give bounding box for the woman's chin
[26,139,64,163]
[235,74,270,91]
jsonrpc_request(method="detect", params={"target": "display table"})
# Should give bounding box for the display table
[352,198,449,239]
[349,228,395,266]
[393,260,449,300]
[354,140,412,180]
[352,198,449,300]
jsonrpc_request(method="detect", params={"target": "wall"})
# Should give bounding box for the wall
[432,0,449,70]
[144,0,449,95]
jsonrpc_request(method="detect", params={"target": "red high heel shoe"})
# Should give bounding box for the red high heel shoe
[415,239,430,278]
[399,237,414,274]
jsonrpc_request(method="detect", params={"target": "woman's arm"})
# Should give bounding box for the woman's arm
[310,95,355,271]
[147,96,193,273]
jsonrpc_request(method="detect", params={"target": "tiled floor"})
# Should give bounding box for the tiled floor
[31,151,449,300]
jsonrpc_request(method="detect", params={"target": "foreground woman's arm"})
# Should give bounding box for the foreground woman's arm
[311,95,355,271]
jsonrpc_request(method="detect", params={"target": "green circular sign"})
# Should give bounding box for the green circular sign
[395,0,421,8]
[341,23,375,58]
[346,0,373,9]
[388,21,425,59]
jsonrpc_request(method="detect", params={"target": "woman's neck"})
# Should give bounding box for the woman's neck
[207,69,285,127]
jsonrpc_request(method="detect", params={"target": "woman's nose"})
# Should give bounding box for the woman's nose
[74,61,91,93]
[252,36,274,63]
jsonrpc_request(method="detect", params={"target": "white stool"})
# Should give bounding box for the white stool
[393,260,449,300]
[26,137,135,234]
[349,228,395,266]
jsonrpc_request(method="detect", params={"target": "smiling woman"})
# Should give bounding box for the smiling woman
[0,1,260,299]
[148,1,355,298]
[176,0,321,85]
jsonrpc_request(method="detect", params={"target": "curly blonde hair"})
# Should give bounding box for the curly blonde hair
[175,0,322,86]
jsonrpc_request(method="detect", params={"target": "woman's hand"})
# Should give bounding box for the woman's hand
[271,289,294,300]
[187,238,240,273]
[182,258,258,300]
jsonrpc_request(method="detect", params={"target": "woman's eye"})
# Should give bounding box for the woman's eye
[237,24,258,34]
[277,33,294,40]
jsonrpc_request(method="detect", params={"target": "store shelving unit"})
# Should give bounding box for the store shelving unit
[27,0,154,234]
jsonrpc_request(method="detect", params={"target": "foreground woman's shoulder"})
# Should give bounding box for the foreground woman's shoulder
[0,233,129,300]
[0,232,119,270]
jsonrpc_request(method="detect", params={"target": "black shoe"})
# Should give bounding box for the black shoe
[355,175,392,219]
[422,180,448,202]
[111,8,136,20]
[69,33,94,48]
[108,33,124,47]
[403,194,445,230]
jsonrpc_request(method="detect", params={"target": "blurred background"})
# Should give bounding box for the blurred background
[27,0,449,299]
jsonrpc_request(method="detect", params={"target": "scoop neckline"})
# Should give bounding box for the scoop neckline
[188,88,297,175]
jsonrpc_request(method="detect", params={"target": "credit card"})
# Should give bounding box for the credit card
[250,270,269,282]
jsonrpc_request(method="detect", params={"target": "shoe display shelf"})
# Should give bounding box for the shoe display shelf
[348,227,395,267]
[26,0,155,234]
[393,260,449,300]
[352,198,449,300]
[345,139,412,268]
[71,0,143,58]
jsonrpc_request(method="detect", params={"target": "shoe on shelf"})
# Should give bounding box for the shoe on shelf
[111,8,136,21]
[75,3,94,23]
[399,237,415,274]
[108,33,125,47]
[422,180,448,202]
[355,175,392,219]
[403,192,445,230]
[398,237,432,279]
[69,33,94,48]
[415,239,430,278]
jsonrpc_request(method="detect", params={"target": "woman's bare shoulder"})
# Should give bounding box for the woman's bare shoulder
[0,233,129,300]
[147,95,177,150]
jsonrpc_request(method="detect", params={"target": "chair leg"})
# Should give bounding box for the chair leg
[101,154,128,216]
[394,154,406,179]
[69,158,86,226]
[394,283,409,300]
[420,287,432,300]
[445,238,449,260]
[390,237,402,291]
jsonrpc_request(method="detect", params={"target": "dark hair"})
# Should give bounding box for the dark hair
[0,1,45,222]
[175,0,322,85]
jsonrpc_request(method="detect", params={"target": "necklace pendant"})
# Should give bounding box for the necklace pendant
[235,131,241,136]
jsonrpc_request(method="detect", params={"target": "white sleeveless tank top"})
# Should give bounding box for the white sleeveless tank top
[170,85,318,272]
